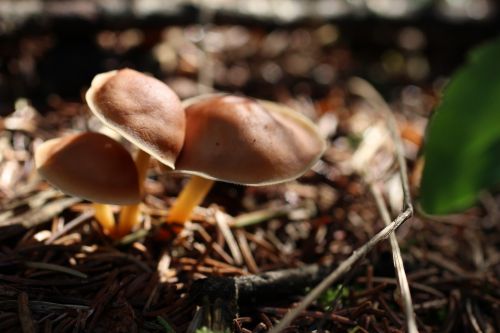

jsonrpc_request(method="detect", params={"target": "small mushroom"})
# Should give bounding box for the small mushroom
[86,68,185,236]
[35,132,140,236]
[166,94,326,226]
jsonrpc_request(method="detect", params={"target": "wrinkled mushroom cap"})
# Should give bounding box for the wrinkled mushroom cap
[35,132,140,204]
[85,68,185,169]
[176,94,327,185]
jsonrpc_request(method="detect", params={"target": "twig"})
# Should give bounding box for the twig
[215,210,243,266]
[24,261,88,279]
[118,228,149,246]
[190,264,331,304]
[233,205,295,228]
[378,296,403,327]
[268,208,412,332]
[466,299,484,333]
[353,77,417,332]
[370,183,418,333]
[186,306,204,333]
[268,77,414,333]
[18,292,35,333]
[193,223,236,265]
[349,78,412,211]
[413,299,448,311]
[0,197,80,228]
[0,300,89,311]
[356,276,445,299]
[45,210,93,244]
[411,248,474,278]
[235,229,259,273]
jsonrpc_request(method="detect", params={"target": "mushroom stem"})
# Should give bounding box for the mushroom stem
[166,175,215,224]
[93,203,116,234]
[116,149,151,237]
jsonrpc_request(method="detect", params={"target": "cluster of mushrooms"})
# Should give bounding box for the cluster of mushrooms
[35,69,326,239]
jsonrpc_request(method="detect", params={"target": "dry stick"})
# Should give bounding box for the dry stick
[235,228,259,273]
[351,77,417,333]
[190,264,332,304]
[465,299,483,333]
[268,208,412,333]
[269,78,414,333]
[45,210,93,244]
[370,183,418,333]
[215,210,243,266]
[349,77,412,211]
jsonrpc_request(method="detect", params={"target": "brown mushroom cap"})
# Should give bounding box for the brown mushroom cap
[85,68,185,169]
[35,132,140,204]
[175,94,327,185]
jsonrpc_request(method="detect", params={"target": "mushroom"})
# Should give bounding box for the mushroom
[165,94,326,227]
[35,132,140,237]
[86,68,185,236]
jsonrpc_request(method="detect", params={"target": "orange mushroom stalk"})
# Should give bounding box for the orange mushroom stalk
[165,94,326,228]
[35,132,140,238]
[86,68,185,236]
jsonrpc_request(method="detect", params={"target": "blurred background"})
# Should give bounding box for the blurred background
[0,0,499,115]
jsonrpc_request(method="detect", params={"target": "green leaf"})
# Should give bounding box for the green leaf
[420,38,500,214]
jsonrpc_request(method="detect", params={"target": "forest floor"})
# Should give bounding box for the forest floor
[1,21,499,333]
